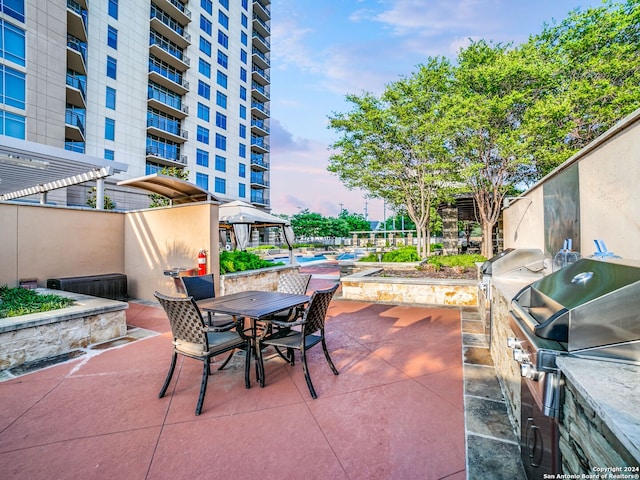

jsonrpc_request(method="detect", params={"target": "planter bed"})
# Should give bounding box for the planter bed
[340,268,479,307]
[0,289,128,372]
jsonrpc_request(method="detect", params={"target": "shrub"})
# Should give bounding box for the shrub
[0,285,74,318]
[359,246,420,263]
[426,254,486,270]
[219,250,284,274]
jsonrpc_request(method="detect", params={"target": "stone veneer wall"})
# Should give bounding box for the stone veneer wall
[0,290,128,370]
[341,269,478,306]
[219,265,301,296]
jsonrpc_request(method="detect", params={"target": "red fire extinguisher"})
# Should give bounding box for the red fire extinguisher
[197,249,207,276]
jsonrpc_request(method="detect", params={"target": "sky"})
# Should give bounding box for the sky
[267,0,606,221]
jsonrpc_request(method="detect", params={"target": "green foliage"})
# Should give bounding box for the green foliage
[290,209,370,238]
[148,167,190,208]
[359,246,420,263]
[426,254,486,271]
[86,187,116,210]
[247,245,277,251]
[219,250,283,274]
[0,285,74,318]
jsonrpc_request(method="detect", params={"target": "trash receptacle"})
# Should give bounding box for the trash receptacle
[162,268,196,295]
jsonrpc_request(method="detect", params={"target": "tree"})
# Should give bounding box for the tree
[338,210,371,233]
[328,58,457,258]
[148,167,189,207]
[86,187,116,210]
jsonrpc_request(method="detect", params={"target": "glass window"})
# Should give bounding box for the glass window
[240,31,248,46]
[239,124,246,139]
[201,0,212,15]
[104,149,115,161]
[214,177,226,194]
[218,11,229,29]
[219,0,229,10]
[239,163,246,178]
[107,26,118,49]
[240,67,247,82]
[196,172,209,190]
[239,86,247,100]
[106,87,116,109]
[241,0,248,10]
[216,70,227,88]
[241,13,248,28]
[0,110,24,138]
[2,21,26,66]
[217,50,228,68]
[105,118,115,140]
[197,102,210,121]
[215,155,226,172]
[239,183,246,198]
[239,143,246,158]
[106,56,117,79]
[196,149,209,167]
[239,104,246,119]
[217,30,228,49]
[0,65,25,109]
[2,0,25,22]
[215,133,226,151]
[200,15,212,36]
[199,37,212,57]
[240,49,247,64]
[216,91,227,108]
[197,125,210,144]
[216,112,227,129]
[198,58,211,78]
[108,0,118,19]
[198,80,210,99]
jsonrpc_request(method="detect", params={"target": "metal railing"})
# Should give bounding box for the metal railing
[150,5,190,42]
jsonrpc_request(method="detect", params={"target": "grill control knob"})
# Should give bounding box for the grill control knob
[513,348,529,363]
[520,363,541,380]
[507,337,521,349]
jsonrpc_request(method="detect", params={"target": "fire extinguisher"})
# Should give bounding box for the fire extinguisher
[197,249,207,276]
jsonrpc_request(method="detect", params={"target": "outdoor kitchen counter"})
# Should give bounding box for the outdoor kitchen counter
[556,356,640,466]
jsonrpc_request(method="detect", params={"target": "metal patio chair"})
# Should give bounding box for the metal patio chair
[181,274,235,329]
[256,283,339,399]
[155,291,251,416]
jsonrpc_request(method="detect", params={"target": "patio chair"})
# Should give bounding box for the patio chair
[181,274,235,328]
[154,291,251,416]
[273,272,312,321]
[256,283,339,399]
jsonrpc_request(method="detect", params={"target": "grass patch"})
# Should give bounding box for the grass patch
[0,285,74,318]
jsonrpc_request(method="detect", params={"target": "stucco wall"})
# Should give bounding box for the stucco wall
[503,108,640,260]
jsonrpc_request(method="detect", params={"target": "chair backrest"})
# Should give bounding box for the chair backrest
[154,291,208,348]
[301,283,339,335]
[277,273,312,295]
[181,274,215,301]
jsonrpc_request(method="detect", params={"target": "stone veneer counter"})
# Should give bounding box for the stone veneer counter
[556,356,640,469]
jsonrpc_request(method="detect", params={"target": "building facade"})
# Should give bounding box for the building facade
[0,0,270,209]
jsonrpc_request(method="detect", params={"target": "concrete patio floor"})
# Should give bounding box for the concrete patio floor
[0,267,522,479]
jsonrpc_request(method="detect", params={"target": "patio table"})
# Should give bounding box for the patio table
[197,290,310,382]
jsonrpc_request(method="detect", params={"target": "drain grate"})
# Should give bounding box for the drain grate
[90,336,138,350]
[9,350,86,376]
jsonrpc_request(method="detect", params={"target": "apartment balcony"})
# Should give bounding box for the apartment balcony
[251,64,270,85]
[252,13,270,38]
[66,73,86,109]
[65,109,85,142]
[252,47,270,70]
[153,0,191,25]
[147,117,188,144]
[251,135,270,154]
[251,117,269,135]
[253,0,270,22]
[67,0,88,43]
[145,144,187,167]
[251,100,269,120]
[250,173,269,188]
[66,35,87,75]
[251,81,269,103]
[150,31,190,71]
[252,31,270,51]
[250,152,269,170]
[150,5,191,49]
[148,90,188,119]
[148,56,189,95]
[250,189,269,206]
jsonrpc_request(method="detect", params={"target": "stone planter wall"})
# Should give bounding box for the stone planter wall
[220,265,301,296]
[340,268,478,306]
[0,289,128,371]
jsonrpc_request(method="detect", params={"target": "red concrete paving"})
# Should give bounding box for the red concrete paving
[0,269,466,480]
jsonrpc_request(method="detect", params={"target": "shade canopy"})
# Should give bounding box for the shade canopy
[117,173,219,205]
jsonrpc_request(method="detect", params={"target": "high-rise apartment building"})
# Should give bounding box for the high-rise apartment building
[0,0,270,210]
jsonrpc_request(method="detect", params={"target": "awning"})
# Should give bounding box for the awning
[0,136,128,201]
[117,173,220,205]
